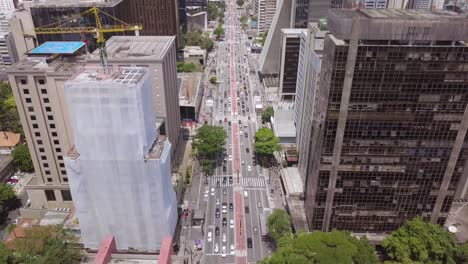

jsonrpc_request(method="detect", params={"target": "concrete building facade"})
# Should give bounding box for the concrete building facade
[256,0,277,34]
[64,67,177,251]
[278,28,305,101]
[304,9,468,233]
[7,36,181,210]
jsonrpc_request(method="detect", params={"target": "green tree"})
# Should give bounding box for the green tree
[192,125,227,174]
[182,30,214,51]
[254,127,281,156]
[262,106,274,123]
[208,2,219,21]
[382,217,458,264]
[236,0,245,6]
[219,0,226,11]
[14,225,81,264]
[214,25,224,40]
[261,230,378,264]
[458,243,468,263]
[177,62,198,73]
[210,76,218,84]
[0,82,22,134]
[11,144,34,173]
[266,209,292,241]
[0,242,14,264]
[0,184,16,208]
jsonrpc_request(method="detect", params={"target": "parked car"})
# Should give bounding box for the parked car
[247,238,252,248]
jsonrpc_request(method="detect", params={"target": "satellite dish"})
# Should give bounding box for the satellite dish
[448,226,458,233]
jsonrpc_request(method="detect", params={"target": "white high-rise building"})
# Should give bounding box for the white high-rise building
[64,67,177,251]
[0,0,15,16]
[256,0,277,34]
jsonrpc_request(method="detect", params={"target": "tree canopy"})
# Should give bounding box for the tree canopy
[0,83,22,134]
[262,106,274,123]
[182,30,214,51]
[266,209,292,241]
[236,0,245,6]
[12,225,81,264]
[209,76,217,84]
[382,217,458,264]
[261,231,378,264]
[254,127,281,156]
[214,25,225,40]
[11,144,34,173]
[192,125,227,174]
[177,62,198,73]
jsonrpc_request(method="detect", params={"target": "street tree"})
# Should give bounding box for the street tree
[208,3,219,21]
[254,127,281,160]
[0,82,22,134]
[14,225,81,264]
[177,62,198,73]
[381,217,458,264]
[236,0,245,6]
[266,209,292,241]
[11,144,34,173]
[209,76,217,84]
[192,125,227,174]
[261,106,274,123]
[458,243,468,263]
[182,30,214,51]
[0,242,14,264]
[261,230,378,264]
[219,0,226,11]
[214,25,224,40]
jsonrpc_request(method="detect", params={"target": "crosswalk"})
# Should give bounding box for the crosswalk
[209,176,265,188]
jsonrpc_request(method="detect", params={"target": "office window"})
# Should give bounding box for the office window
[45,106,51,112]
[45,170,50,175]
[47,177,52,182]
[51,132,58,137]
[61,190,72,201]
[61,170,67,175]
[41,89,47,94]
[45,190,56,201]
[59,163,65,168]
[49,124,55,129]
[55,148,61,152]
[27,106,34,112]
[43,163,49,168]
[32,124,38,129]
[39,148,44,152]
[53,140,60,145]
[63,177,68,183]
[34,132,40,137]
[47,115,53,121]
[25,98,32,103]
[38,79,46,85]
[20,79,27,85]
[37,140,43,145]
[58,155,63,160]
[23,89,29,94]
[43,98,49,103]
[41,155,46,160]
[30,115,36,120]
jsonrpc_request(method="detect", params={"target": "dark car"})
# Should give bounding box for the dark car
[222,218,227,227]
[223,166,227,172]
[216,208,220,218]
[245,206,249,214]
[246,148,249,153]
[253,160,256,166]
[223,189,227,195]
[229,176,233,184]
[247,238,252,248]
[223,177,227,185]
[217,181,220,187]
[229,203,234,211]
[245,133,248,138]
[215,226,220,236]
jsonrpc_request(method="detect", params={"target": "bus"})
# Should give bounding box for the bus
[259,213,268,241]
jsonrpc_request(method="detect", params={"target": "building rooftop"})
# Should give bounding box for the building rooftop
[281,28,306,36]
[148,136,167,160]
[90,36,175,62]
[263,76,278,88]
[30,0,124,8]
[271,106,296,138]
[178,73,202,107]
[282,167,303,196]
[327,9,468,41]
[0,132,20,148]
[30,41,85,55]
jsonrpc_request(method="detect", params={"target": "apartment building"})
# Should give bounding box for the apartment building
[303,9,468,233]
[256,0,277,34]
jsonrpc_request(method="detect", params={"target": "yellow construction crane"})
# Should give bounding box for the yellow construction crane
[34,7,142,71]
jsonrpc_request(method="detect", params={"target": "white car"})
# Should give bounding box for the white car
[228,155,232,161]
[216,198,220,205]
[211,188,215,196]
[229,144,232,148]
[241,160,245,165]
[207,231,212,242]
[244,190,248,198]
[247,165,252,172]
[239,130,243,135]
[215,243,219,253]
[222,233,227,243]
[221,246,227,258]
[230,244,235,255]
[230,219,234,228]
[204,190,209,198]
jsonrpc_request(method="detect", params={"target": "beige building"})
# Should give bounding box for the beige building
[256,0,277,34]
[7,36,181,209]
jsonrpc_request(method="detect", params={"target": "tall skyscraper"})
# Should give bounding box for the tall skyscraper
[256,0,278,34]
[278,28,305,101]
[64,67,177,251]
[302,9,468,233]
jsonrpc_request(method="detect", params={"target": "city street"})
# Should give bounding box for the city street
[200,1,272,264]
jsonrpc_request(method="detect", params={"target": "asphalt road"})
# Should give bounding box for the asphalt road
[201,2,272,264]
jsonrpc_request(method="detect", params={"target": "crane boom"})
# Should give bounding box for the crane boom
[34,7,142,72]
